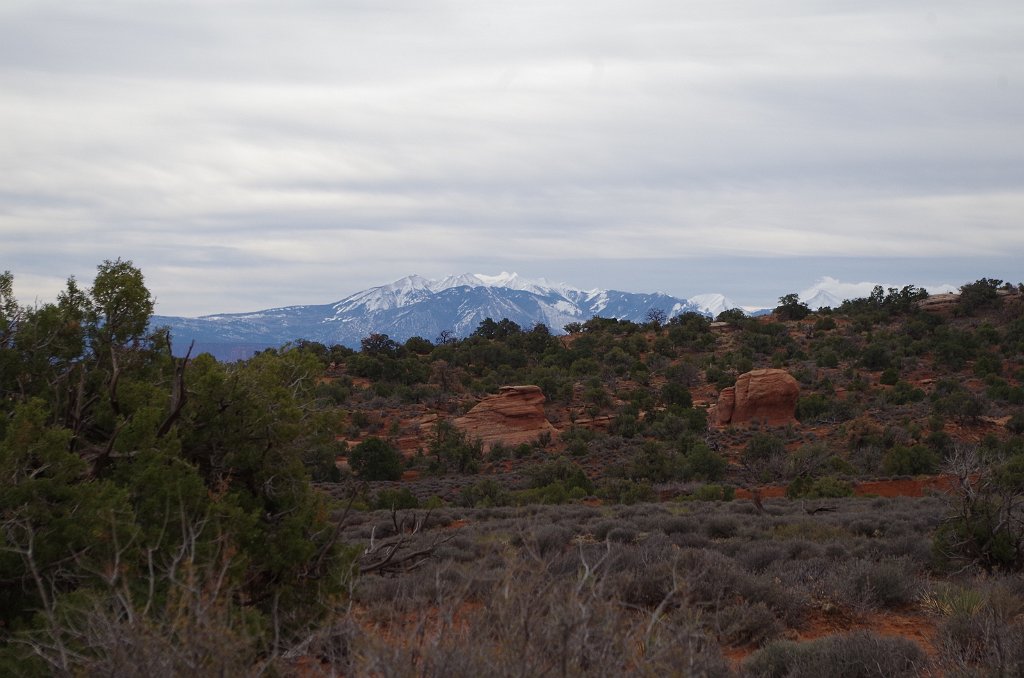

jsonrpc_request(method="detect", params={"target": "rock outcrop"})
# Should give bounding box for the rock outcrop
[716,368,799,426]
[454,385,557,450]
[916,293,960,315]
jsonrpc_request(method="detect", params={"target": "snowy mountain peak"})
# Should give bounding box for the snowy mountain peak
[344,272,586,308]
[688,293,738,318]
[469,272,581,297]
[473,271,520,287]
[800,289,843,310]
[388,274,433,292]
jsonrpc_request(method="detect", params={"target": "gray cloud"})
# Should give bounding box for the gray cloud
[1,1,1022,315]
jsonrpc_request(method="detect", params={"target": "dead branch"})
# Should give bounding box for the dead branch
[358,509,457,575]
[157,339,194,438]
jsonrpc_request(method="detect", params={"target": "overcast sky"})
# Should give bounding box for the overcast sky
[2,0,1022,315]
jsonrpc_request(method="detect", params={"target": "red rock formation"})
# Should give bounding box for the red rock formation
[716,387,736,425]
[454,385,557,450]
[716,368,798,426]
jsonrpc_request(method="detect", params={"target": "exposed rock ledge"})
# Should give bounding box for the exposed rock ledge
[454,385,557,451]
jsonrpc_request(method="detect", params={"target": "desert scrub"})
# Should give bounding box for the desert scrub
[703,515,741,539]
[736,541,787,574]
[676,548,807,626]
[528,524,575,557]
[926,578,1024,675]
[840,557,921,610]
[715,601,782,646]
[743,630,928,677]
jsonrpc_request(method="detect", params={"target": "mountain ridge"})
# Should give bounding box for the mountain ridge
[151,272,951,360]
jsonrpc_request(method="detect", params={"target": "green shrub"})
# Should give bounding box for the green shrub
[349,436,403,480]
[815,350,839,368]
[958,277,1004,315]
[458,478,512,507]
[372,487,420,510]
[596,478,655,505]
[660,381,693,409]
[744,432,786,463]
[796,393,833,423]
[527,456,593,494]
[860,343,892,371]
[882,445,940,476]
[683,444,728,482]
[429,420,483,473]
[786,475,854,499]
[689,484,736,502]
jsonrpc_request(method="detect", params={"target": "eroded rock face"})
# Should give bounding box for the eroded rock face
[716,387,736,425]
[716,368,798,426]
[454,385,557,450]
[916,293,960,315]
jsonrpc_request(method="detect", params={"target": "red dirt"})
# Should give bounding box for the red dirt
[734,486,787,500]
[854,475,954,497]
[735,475,956,500]
[725,607,940,669]
[792,608,938,653]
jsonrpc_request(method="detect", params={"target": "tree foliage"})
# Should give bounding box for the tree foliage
[348,436,403,480]
[774,293,810,321]
[0,262,354,670]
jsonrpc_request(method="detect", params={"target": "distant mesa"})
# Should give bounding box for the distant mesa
[453,385,557,451]
[715,368,799,427]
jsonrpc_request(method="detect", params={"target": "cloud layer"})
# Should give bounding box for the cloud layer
[2,1,1022,314]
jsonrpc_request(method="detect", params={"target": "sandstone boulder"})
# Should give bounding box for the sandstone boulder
[716,368,799,426]
[454,385,557,450]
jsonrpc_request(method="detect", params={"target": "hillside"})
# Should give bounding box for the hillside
[319,280,1023,506]
[295,278,1024,675]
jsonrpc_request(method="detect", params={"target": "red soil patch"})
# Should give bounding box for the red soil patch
[734,486,787,500]
[735,475,956,500]
[854,476,955,497]
[793,608,938,653]
[725,607,939,668]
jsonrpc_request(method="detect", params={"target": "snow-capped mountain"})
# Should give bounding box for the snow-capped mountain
[799,289,843,310]
[687,293,739,318]
[152,273,719,360]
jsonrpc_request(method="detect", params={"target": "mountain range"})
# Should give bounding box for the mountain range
[149,272,855,360]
